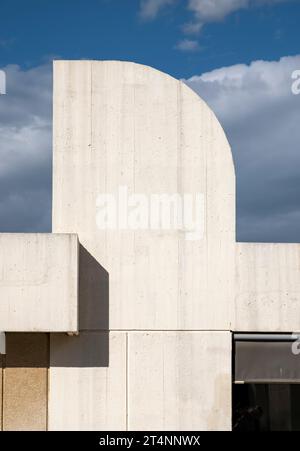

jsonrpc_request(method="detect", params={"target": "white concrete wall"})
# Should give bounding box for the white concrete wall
[48,331,231,431]
[52,60,236,331]
[49,332,126,431]
[50,60,235,430]
[235,243,300,332]
[128,331,232,431]
[0,233,78,332]
[50,59,300,431]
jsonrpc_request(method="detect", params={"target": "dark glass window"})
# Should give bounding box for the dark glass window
[233,383,300,431]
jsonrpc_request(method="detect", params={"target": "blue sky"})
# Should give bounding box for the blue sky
[1,0,299,77]
[0,0,300,241]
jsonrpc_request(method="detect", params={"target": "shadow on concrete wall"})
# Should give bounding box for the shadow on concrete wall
[50,244,110,367]
[49,331,109,367]
[78,244,109,331]
[4,333,49,368]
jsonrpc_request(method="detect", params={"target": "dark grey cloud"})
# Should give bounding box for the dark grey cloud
[186,55,300,242]
[0,63,52,232]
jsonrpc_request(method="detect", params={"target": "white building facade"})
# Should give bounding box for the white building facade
[0,61,299,431]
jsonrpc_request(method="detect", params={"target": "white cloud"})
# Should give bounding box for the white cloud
[140,0,294,34]
[175,38,200,52]
[188,0,248,23]
[0,63,52,232]
[188,0,292,23]
[0,38,15,49]
[139,0,175,20]
[186,54,300,241]
[181,21,203,35]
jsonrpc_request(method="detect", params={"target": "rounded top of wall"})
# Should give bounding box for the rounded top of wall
[53,59,236,330]
[53,59,235,176]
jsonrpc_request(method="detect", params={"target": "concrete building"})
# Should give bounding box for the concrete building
[0,60,300,431]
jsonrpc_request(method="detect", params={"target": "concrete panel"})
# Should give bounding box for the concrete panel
[235,243,300,331]
[128,332,232,431]
[0,233,78,332]
[52,60,235,330]
[3,334,48,431]
[48,332,126,431]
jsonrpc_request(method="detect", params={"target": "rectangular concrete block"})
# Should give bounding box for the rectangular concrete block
[0,233,78,332]
[49,332,126,431]
[3,333,48,431]
[128,331,232,431]
[235,243,300,331]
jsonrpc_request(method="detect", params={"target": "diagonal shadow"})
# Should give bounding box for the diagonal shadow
[50,244,110,368]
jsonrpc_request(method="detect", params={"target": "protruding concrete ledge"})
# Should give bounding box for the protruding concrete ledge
[0,233,78,332]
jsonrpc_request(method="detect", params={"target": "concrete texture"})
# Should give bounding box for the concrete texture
[0,233,78,332]
[2,334,48,431]
[235,243,300,331]
[48,331,231,431]
[52,60,235,331]
[128,332,232,431]
[48,332,126,431]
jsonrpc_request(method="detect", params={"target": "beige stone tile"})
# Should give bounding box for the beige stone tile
[3,334,48,431]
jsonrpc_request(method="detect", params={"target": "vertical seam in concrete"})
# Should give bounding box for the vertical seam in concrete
[177,81,183,330]
[90,60,93,160]
[230,332,233,431]
[46,333,50,431]
[133,72,136,330]
[1,354,5,431]
[126,332,128,431]
[205,109,208,300]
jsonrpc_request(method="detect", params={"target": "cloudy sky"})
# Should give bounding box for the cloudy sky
[0,0,300,241]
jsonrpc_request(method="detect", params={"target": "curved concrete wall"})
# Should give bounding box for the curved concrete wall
[52,60,236,331]
[50,60,234,430]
